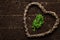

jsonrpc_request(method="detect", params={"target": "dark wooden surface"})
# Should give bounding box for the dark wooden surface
[0,0,60,40]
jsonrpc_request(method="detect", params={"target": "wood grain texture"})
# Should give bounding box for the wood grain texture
[0,0,60,40]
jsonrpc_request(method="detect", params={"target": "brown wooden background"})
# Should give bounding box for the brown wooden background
[0,0,60,40]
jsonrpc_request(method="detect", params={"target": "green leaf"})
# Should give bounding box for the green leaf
[32,14,44,31]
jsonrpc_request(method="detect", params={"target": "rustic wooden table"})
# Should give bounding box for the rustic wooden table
[0,0,60,40]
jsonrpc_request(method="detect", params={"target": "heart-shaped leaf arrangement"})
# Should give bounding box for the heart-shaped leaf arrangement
[23,2,59,37]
